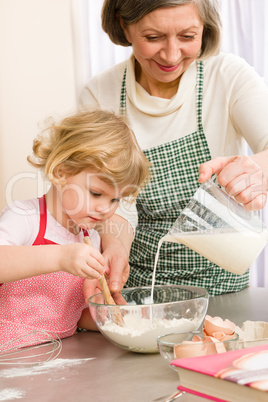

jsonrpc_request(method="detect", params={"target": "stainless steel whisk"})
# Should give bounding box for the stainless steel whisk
[0,329,62,366]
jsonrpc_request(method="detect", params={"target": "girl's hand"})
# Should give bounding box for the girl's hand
[81,240,130,303]
[59,243,106,279]
[199,152,268,211]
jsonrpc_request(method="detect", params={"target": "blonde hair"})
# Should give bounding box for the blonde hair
[102,0,222,58]
[28,109,150,198]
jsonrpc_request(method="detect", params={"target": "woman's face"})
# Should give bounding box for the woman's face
[122,4,204,96]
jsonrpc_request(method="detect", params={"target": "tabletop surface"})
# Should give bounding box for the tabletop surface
[1,287,268,402]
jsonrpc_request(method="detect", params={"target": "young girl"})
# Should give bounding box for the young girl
[0,109,150,346]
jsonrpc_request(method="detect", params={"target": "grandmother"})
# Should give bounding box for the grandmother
[80,0,268,296]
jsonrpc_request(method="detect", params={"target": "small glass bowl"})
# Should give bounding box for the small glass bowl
[157,330,239,369]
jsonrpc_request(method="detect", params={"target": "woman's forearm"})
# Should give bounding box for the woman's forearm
[97,214,134,254]
[251,148,268,186]
[96,214,134,291]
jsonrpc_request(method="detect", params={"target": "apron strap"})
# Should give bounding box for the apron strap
[120,66,127,115]
[32,195,47,245]
[196,61,204,132]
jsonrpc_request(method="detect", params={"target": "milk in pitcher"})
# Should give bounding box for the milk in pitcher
[163,229,268,275]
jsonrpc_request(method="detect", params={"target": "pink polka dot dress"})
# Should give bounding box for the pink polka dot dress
[0,195,100,347]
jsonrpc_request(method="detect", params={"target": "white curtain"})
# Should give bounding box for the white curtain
[220,0,268,287]
[71,0,268,286]
[70,0,131,100]
[86,1,131,77]
[221,0,268,82]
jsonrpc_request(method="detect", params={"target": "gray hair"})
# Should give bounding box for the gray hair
[101,0,222,58]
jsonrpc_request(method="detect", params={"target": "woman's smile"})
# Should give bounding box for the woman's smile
[154,60,181,72]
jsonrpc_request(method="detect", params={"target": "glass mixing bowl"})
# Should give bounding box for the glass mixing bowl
[88,285,209,353]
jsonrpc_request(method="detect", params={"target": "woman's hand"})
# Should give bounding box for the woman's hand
[79,214,134,304]
[102,240,130,292]
[199,150,268,210]
[59,243,106,279]
[82,278,102,305]
[94,214,133,296]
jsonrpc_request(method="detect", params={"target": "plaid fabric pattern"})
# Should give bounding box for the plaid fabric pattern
[120,61,249,296]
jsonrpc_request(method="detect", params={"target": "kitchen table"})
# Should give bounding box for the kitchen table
[1,287,268,402]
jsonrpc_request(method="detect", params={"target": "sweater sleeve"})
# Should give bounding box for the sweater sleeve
[223,54,268,153]
[79,83,100,108]
[115,199,138,232]
[78,61,127,113]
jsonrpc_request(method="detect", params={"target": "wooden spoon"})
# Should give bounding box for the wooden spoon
[83,236,125,327]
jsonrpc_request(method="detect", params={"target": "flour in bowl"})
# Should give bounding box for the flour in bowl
[100,314,199,353]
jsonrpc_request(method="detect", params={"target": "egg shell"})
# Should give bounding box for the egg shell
[174,341,215,359]
[203,335,227,353]
[204,315,236,336]
[203,330,236,341]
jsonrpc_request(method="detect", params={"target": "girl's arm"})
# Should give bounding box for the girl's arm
[0,243,106,283]
[77,308,99,331]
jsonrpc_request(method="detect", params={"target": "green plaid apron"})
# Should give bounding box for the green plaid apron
[120,61,249,295]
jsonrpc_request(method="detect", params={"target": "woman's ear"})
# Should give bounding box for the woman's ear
[117,15,132,44]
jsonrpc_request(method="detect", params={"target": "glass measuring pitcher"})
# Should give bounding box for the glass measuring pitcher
[164,178,268,275]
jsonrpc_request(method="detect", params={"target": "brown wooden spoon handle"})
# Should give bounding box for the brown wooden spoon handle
[83,236,124,327]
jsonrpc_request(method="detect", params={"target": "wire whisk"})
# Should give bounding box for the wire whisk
[0,329,62,366]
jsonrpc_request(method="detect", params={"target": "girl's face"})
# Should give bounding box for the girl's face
[122,4,203,97]
[59,171,122,233]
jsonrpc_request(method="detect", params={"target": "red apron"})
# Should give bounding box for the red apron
[0,195,88,347]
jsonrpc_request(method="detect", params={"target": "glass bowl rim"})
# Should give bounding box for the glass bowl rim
[88,284,209,307]
[157,330,240,347]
